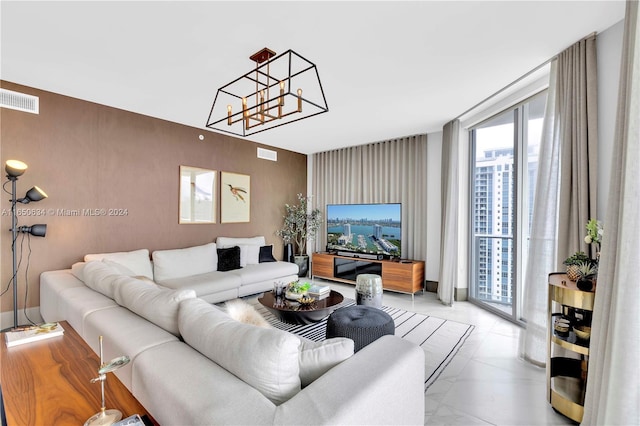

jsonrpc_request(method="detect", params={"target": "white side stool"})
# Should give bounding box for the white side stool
[355,274,383,308]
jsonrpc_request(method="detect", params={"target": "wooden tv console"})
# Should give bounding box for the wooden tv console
[312,252,425,296]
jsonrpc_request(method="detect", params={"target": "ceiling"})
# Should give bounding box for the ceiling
[1,1,625,155]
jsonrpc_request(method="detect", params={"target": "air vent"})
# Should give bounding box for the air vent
[0,89,39,114]
[257,147,277,162]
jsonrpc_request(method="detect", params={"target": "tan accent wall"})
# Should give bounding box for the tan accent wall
[0,81,307,314]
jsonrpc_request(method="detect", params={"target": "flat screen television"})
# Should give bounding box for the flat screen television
[326,203,401,258]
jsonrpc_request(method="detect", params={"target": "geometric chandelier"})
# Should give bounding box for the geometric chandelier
[205,48,329,137]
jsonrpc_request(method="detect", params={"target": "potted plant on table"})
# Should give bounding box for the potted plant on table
[563,251,591,282]
[276,193,322,277]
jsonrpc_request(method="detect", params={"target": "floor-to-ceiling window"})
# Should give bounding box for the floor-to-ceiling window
[470,92,546,323]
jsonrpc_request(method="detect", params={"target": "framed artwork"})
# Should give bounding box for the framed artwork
[179,166,216,224]
[221,172,250,223]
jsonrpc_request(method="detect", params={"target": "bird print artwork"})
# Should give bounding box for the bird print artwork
[228,184,247,202]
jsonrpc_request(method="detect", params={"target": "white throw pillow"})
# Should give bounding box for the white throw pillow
[225,299,271,328]
[217,237,264,266]
[70,261,86,282]
[179,298,301,405]
[82,261,122,299]
[152,243,217,282]
[298,338,354,387]
[112,275,195,336]
[84,249,153,279]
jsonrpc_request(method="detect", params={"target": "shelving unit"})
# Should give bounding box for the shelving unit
[547,272,595,423]
[312,252,425,297]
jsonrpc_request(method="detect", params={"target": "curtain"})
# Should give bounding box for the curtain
[583,1,640,423]
[519,34,599,365]
[312,135,428,261]
[437,120,460,305]
[556,34,599,262]
[519,61,560,366]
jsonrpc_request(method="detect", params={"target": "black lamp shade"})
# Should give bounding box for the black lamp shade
[18,186,48,204]
[18,224,47,237]
[5,160,28,178]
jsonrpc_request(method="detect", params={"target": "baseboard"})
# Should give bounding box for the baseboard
[0,307,43,330]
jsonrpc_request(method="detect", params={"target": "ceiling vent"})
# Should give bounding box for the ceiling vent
[0,89,39,114]
[257,147,277,162]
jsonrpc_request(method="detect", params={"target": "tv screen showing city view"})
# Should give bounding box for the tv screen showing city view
[326,203,402,257]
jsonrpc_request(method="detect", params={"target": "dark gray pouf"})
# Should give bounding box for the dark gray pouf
[326,305,395,352]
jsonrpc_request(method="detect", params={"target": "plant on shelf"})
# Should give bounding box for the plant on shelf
[575,261,598,291]
[584,218,604,259]
[563,251,591,281]
[276,193,322,277]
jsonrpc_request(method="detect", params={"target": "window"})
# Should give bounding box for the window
[469,91,546,323]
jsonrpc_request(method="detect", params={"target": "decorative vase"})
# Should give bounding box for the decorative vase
[294,255,309,277]
[283,243,294,263]
[577,278,594,291]
[566,265,580,281]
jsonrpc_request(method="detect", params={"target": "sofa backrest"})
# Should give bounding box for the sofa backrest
[152,242,217,282]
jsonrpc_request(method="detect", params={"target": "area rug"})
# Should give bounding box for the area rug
[251,298,475,391]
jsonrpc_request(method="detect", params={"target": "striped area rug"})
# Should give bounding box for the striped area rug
[251,298,475,391]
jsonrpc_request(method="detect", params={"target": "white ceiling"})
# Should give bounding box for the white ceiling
[1,1,625,154]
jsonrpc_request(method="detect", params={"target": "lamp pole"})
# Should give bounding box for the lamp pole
[8,175,19,330]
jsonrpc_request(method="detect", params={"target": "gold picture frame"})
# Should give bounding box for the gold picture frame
[179,166,216,224]
[221,172,250,223]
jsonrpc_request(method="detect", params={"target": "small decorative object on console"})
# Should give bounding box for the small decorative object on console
[5,322,64,347]
[285,280,311,300]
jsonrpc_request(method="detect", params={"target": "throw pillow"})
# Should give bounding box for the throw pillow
[225,299,271,328]
[152,242,217,282]
[112,275,196,336]
[179,298,301,405]
[298,337,355,387]
[259,245,277,263]
[217,246,241,271]
[84,248,153,279]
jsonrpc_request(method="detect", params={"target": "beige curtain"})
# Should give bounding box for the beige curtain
[312,135,428,261]
[520,34,599,366]
[556,34,599,263]
[438,120,460,305]
[583,1,640,423]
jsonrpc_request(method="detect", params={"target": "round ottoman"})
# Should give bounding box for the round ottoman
[355,274,383,308]
[326,305,395,352]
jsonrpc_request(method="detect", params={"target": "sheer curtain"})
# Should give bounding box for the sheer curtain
[312,135,428,260]
[520,34,599,365]
[583,1,640,423]
[519,61,560,365]
[438,120,460,305]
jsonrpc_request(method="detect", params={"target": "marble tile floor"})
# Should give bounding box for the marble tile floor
[312,280,574,426]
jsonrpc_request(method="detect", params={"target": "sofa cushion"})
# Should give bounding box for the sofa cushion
[298,338,354,387]
[179,298,301,405]
[233,262,300,286]
[85,249,153,279]
[152,242,217,282]
[259,245,277,263]
[216,236,265,266]
[217,246,241,271]
[82,261,122,299]
[155,270,240,295]
[113,275,196,336]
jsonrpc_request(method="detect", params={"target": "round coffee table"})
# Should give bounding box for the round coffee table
[258,290,344,325]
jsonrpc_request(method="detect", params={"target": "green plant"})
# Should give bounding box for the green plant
[576,261,598,279]
[276,193,322,256]
[287,280,311,294]
[563,251,591,266]
[584,218,603,246]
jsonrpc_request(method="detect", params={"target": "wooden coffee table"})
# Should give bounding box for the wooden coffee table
[1,320,156,425]
[258,290,345,325]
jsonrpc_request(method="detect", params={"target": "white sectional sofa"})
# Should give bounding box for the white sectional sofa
[39,239,426,425]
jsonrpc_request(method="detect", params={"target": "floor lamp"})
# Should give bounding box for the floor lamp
[4,160,48,331]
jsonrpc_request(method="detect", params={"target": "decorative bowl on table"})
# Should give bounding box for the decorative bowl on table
[285,291,307,301]
[573,325,591,340]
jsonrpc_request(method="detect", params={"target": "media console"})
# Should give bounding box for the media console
[312,252,425,297]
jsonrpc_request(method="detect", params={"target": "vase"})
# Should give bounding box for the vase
[294,255,309,277]
[577,278,594,291]
[283,243,294,263]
